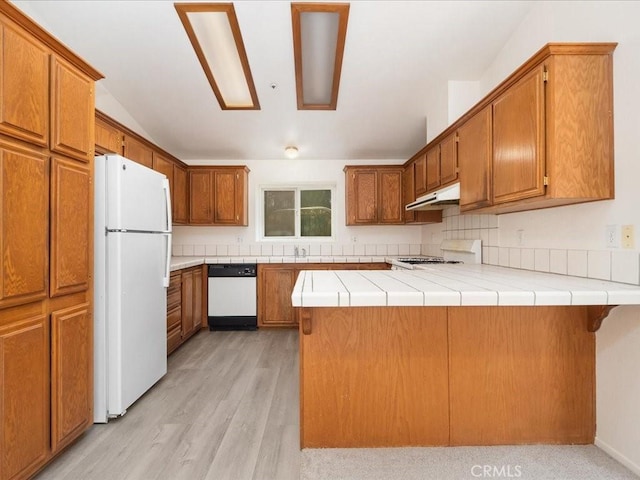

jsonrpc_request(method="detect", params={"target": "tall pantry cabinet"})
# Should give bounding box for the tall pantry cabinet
[0,3,103,479]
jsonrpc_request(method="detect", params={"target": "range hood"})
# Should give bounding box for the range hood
[405,182,460,211]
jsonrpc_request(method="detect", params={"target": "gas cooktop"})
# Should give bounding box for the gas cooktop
[396,257,462,265]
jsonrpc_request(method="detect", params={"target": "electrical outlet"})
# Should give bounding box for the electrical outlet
[351,236,357,243]
[622,225,635,249]
[236,236,243,244]
[605,225,619,248]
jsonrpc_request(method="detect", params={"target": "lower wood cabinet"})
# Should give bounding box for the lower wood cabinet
[257,263,390,328]
[167,265,205,355]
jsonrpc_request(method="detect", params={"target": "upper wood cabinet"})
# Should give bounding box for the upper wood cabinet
[425,147,440,192]
[403,163,443,225]
[439,132,458,186]
[462,44,615,214]
[188,167,249,226]
[404,43,616,215]
[345,166,404,225]
[458,106,492,212]
[492,65,546,205]
[0,19,49,146]
[50,57,94,163]
[173,165,188,224]
[414,153,427,197]
[94,115,122,155]
[123,134,153,168]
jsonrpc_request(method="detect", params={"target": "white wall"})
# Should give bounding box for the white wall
[421,1,640,474]
[173,158,424,257]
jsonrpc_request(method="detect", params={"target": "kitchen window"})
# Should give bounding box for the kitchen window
[260,186,334,240]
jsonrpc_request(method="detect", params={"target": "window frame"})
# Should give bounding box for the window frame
[258,183,336,242]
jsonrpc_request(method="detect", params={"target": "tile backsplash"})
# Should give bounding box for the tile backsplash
[427,206,640,285]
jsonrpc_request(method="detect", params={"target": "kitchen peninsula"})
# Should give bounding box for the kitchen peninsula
[293,266,640,448]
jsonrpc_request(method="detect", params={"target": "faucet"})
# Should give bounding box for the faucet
[294,246,299,257]
[294,246,307,258]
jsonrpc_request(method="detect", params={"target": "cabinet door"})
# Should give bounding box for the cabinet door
[181,269,194,339]
[414,153,427,196]
[50,157,91,297]
[440,132,458,186]
[192,266,203,331]
[153,153,174,213]
[213,169,239,225]
[458,106,492,211]
[0,20,49,146]
[258,266,297,327]
[0,141,48,309]
[402,166,415,224]
[492,65,545,204]
[346,169,377,224]
[173,165,188,224]
[379,169,403,224]
[51,303,92,453]
[189,169,213,224]
[51,57,94,163]
[0,314,49,480]
[95,116,122,155]
[123,135,153,168]
[425,147,440,192]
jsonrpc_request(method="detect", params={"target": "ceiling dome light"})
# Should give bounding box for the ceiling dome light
[284,146,299,159]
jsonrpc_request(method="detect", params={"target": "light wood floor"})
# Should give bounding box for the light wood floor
[34,329,300,480]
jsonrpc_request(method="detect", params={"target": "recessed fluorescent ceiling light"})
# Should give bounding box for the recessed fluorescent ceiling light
[291,3,350,110]
[175,3,260,110]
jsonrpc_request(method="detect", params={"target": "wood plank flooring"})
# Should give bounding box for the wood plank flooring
[34,329,300,480]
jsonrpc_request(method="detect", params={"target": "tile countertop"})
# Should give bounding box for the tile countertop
[169,256,392,272]
[291,264,640,307]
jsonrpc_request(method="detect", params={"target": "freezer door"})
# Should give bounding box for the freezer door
[105,231,167,418]
[102,155,171,232]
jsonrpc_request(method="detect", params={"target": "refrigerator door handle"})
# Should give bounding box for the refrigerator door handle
[163,233,172,288]
[163,178,172,230]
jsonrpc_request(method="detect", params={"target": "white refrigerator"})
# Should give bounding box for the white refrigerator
[94,154,172,423]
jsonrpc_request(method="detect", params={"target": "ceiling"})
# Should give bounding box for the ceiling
[13,0,534,162]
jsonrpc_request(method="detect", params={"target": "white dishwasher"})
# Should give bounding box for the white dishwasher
[207,264,257,330]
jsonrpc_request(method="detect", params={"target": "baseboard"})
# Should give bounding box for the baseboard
[595,436,640,476]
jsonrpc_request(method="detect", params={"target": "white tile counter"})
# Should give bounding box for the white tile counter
[291,264,640,307]
[170,256,390,271]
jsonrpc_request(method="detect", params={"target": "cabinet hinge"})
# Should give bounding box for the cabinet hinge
[543,175,549,186]
[542,69,548,83]
[455,133,459,143]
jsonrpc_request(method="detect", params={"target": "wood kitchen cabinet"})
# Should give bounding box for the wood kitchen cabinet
[94,113,122,155]
[458,106,493,211]
[439,132,458,186]
[344,166,404,225]
[425,147,440,192]
[123,134,153,168]
[50,57,94,163]
[0,3,102,477]
[414,153,427,197]
[172,164,188,224]
[95,110,190,225]
[402,162,443,225]
[459,43,615,214]
[188,166,249,226]
[258,263,390,328]
[167,265,205,355]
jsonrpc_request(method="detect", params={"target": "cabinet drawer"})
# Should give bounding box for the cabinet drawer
[167,288,181,311]
[167,326,182,355]
[167,306,181,331]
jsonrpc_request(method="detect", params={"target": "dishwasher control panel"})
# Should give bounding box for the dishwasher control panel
[208,264,256,277]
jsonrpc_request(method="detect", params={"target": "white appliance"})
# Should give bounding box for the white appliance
[94,154,172,423]
[405,182,460,210]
